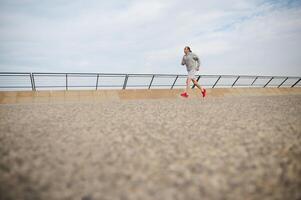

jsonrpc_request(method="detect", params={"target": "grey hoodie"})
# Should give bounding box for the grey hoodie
[181,52,201,72]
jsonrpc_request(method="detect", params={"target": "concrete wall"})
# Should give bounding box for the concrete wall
[0,88,301,104]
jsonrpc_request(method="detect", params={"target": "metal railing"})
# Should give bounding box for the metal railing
[0,72,300,91]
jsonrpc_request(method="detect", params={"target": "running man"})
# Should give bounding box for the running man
[180,46,206,98]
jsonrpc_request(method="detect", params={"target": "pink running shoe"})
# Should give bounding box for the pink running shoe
[201,89,206,98]
[180,92,189,98]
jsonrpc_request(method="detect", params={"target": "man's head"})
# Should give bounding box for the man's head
[184,46,192,55]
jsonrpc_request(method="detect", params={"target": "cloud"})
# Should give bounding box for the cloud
[0,0,300,76]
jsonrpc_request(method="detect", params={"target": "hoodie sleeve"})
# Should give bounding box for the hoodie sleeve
[181,55,186,65]
[192,53,201,68]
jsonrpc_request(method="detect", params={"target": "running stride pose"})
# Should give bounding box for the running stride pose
[180,46,206,98]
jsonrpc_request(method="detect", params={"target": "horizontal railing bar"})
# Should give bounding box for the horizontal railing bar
[212,74,300,79]
[0,86,32,88]
[21,83,301,88]
[33,74,126,77]
[35,85,121,88]
[64,75,98,77]
[33,74,98,77]
[31,72,186,76]
[35,86,71,88]
[231,76,290,79]
[281,84,301,86]
[0,74,31,77]
[1,72,300,79]
[201,75,301,79]
[32,73,65,76]
[0,72,31,74]
[126,84,185,87]
[128,74,183,77]
[1,85,298,89]
[31,73,179,76]
[251,84,278,86]
[33,72,99,75]
[1,72,299,77]
[260,84,290,86]
[1,83,299,88]
[33,74,83,76]
[83,85,123,87]
[233,84,277,86]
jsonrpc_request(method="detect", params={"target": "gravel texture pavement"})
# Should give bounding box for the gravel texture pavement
[0,95,301,200]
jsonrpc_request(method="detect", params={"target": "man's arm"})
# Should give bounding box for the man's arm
[193,53,201,70]
[181,56,186,65]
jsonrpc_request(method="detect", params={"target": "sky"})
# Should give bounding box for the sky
[0,0,301,76]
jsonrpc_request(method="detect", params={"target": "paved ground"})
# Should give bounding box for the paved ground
[0,95,300,200]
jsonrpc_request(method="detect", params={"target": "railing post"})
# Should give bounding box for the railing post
[66,73,68,90]
[291,78,301,88]
[251,76,258,86]
[148,75,155,89]
[123,74,128,89]
[263,77,273,88]
[212,76,221,88]
[95,74,99,90]
[278,77,288,88]
[192,75,201,89]
[29,73,33,91]
[32,73,36,91]
[29,73,36,91]
[231,76,240,87]
[171,75,178,89]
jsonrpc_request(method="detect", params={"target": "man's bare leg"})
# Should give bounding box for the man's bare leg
[192,79,205,92]
[185,78,192,94]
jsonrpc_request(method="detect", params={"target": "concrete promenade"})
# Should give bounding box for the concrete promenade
[0,88,300,200]
[0,87,301,104]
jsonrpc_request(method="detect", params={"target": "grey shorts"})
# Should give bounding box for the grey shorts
[187,69,196,79]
